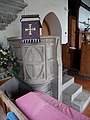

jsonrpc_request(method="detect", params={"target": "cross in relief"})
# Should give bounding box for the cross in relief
[25,24,36,35]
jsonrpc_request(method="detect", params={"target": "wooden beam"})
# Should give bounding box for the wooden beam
[81,2,90,11]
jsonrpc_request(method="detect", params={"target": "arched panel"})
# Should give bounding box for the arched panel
[42,12,62,40]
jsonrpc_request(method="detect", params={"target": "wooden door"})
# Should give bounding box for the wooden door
[42,20,50,36]
[68,16,76,47]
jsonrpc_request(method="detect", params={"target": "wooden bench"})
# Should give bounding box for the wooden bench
[0,91,28,120]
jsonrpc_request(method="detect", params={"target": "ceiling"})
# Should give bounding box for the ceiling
[0,0,27,30]
[81,0,90,7]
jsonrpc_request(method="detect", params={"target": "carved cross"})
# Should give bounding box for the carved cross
[25,24,36,35]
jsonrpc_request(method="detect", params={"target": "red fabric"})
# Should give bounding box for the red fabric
[15,92,90,120]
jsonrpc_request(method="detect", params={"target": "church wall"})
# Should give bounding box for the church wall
[0,0,68,46]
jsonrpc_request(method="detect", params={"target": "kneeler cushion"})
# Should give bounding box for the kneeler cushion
[15,92,90,120]
[6,112,19,120]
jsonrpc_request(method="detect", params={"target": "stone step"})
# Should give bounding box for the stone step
[62,75,74,91]
[63,68,68,76]
[71,89,90,113]
[62,83,82,103]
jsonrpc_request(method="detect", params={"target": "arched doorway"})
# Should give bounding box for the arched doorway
[42,12,62,40]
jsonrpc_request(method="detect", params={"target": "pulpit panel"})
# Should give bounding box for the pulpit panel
[22,45,45,83]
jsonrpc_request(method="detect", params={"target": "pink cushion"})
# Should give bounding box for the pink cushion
[15,92,90,120]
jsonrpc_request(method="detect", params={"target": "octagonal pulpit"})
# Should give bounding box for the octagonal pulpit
[8,36,62,100]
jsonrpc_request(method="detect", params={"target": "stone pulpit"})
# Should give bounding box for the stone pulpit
[8,36,62,100]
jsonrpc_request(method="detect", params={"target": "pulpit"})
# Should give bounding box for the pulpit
[8,36,62,100]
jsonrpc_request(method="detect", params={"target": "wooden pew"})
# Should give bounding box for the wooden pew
[0,91,28,120]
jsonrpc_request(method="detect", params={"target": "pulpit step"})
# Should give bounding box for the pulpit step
[62,75,74,91]
[72,89,90,113]
[62,83,82,102]
[63,68,68,76]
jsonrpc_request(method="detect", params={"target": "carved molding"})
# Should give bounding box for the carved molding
[24,45,45,83]
[0,11,17,23]
[0,23,8,30]
[0,0,28,30]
